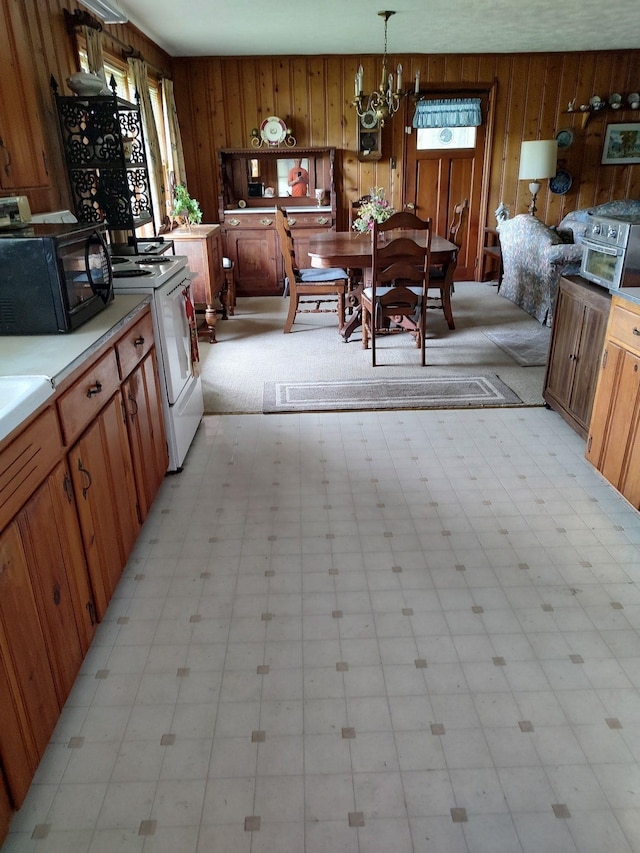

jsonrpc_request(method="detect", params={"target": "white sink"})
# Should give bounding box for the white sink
[0,375,54,442]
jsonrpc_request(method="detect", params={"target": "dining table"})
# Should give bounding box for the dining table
[308,230,459,341]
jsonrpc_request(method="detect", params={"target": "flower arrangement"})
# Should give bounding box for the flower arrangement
[352,188,395,233]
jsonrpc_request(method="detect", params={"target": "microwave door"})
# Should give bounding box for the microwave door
[85,231,112,304]
[582,241,623,288]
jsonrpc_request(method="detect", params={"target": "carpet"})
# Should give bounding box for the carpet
[483,325,551,366]
[263,375,523,413]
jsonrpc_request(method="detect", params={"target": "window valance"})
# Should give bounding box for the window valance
[413,98,482,128]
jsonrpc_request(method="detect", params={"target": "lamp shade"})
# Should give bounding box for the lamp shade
[518,140,557,180]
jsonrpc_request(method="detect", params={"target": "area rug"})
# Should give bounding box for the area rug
[483,325,551,367]
[263,375,523,413]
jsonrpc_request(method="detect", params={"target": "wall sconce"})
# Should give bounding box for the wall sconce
[518,139,557,216]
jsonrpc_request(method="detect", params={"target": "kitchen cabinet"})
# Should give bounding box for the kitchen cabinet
[586,295,640,509]
[0,301,168,842]
[122,351,168,519]
[219,148,337,297]
[0,1,49,190]
[170,224,225,341]
[68,393,140,621]
[18,463,95,705]
[543,275,611,437]
[0,522,60,807]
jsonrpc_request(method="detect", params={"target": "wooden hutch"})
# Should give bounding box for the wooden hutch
[218,147,337,297]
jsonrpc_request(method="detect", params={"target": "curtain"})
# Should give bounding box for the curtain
[127,58,165,231]
[413,98,482,128]
[161,78,186,191]
[83,25,108,90]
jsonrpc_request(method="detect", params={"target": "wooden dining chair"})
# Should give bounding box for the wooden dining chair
[361,211,432,366]
[427,198,468,330]
[275,207,349,333]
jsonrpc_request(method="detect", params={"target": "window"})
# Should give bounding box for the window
[416,126,477,150]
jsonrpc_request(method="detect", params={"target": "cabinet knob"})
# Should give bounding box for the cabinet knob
[77,459,92,499]
[633,327,640,336]
[316,217,329,225]
[86,381,103,398]
[133,336,145,348]
[287,217,297,226]
[260,218,273,226]
[228,218,240,226]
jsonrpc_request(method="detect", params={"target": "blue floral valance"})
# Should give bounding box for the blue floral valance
[413,98,482,129]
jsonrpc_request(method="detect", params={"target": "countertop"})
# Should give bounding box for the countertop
[0,294,150,386]
[224,206,332,215]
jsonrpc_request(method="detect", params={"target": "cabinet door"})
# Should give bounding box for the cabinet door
[18,462,96,704]
[0,523,59,806]
[600,349,640,489]
[570,299,610,429]
[69,394,140,620]
[0,2,49,190]
[122,350,168,519]
[0,768,12,845]
[587,342,624,470]
[225,227,279,296]
[544,283,581,407]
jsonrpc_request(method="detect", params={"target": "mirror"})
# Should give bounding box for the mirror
[277,158,309,197]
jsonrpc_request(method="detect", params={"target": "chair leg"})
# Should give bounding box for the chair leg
[441,285,455,330]
[362,303,369,350]
[337,292,345,331]
[283,295,298,333]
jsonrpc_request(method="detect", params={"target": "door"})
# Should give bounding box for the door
[158,276,196,405]
[403,91,489,280]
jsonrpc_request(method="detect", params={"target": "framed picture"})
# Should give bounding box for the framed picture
[602,123,640,164]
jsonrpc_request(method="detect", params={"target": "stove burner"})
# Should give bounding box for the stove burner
[113,268,153,278]
[135,257,169,264]
[110,256,130,265]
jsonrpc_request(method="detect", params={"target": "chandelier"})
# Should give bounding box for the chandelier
[352,11,402,127]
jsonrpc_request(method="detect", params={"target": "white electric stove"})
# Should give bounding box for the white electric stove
[111,254,204,472]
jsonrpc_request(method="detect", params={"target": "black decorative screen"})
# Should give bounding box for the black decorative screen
[54,90,153,233]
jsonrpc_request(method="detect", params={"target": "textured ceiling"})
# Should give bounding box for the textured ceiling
[115,0,640,57]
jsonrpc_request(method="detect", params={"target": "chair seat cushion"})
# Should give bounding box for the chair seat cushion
[362,285,423,301]
[298,267,348,282]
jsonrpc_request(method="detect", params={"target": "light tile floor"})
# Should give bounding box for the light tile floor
[4,407,640,853]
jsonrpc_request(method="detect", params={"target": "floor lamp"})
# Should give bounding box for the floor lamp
[518,140,557,216]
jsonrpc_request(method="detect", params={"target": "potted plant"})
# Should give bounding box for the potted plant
[171,183,203,227]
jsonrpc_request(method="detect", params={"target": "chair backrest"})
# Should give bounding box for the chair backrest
[448,198,468,248]
[275,206,299,286]
[371,211,432,291]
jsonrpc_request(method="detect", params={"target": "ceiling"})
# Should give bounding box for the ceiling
[114,0,640,58]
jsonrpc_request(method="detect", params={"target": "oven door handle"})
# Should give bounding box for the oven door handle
[85,230,112,304]
[583,240,622,257]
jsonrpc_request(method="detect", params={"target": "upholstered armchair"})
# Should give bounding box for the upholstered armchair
[497,214,582,326]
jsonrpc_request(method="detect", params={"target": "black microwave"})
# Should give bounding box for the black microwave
[0,223,114,334]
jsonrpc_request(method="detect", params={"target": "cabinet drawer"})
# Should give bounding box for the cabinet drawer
[116,310,154,379]
[286,213,333,228]
[0,408,61,532]
[608,302,640,354]
[224,214,276,229]
[57,349,120,445]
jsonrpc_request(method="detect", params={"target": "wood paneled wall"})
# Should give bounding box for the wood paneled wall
[172,50,640,235]
[2,0,171,214]
[4,2,640,241]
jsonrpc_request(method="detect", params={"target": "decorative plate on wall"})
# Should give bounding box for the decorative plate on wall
[550,168,573,194]
[260,116,287,146]
[555,128,574,150]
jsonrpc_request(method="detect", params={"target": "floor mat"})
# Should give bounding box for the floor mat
[483,326,551,366]
[263,375,523,413]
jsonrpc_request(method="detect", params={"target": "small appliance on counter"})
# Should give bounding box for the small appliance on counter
[0,222,113,334]
[581,214,640,291]
[0,195,31,230]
